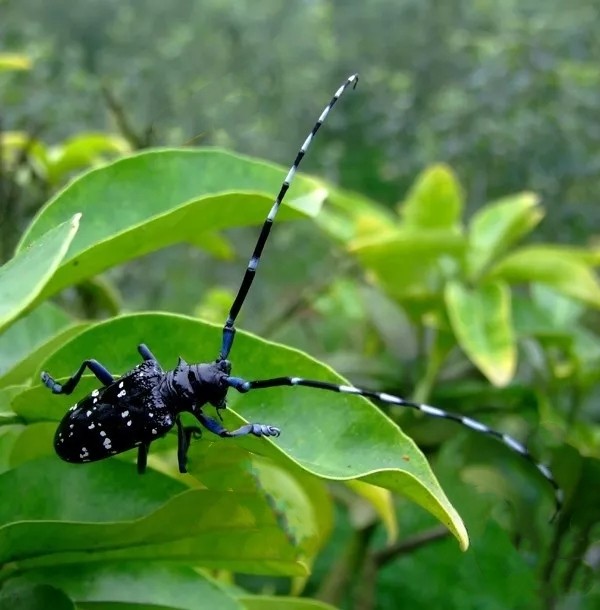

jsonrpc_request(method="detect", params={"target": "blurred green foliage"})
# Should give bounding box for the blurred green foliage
[2,0,600,243]
[1,1,599,609]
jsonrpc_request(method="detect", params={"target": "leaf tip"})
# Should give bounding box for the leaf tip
[70,212,83,229]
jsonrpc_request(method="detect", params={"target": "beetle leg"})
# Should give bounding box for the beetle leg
[176,417,202,473]
[195,413,280,439]
[137,344,159,363]
[41,359,114,395]
[137,441,150,474]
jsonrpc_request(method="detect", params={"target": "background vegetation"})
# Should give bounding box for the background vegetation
[1,1,599,609]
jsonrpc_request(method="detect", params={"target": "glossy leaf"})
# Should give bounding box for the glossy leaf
[6,564,242,610]
[14,312,468,549]
[398,164,464,230]
[0,582,74,610]
[184,443,326,563]
[0,214,81,334]
[0,303,88,388]
[16,149,327,304]
[489,246,600,308]
[466,192,543,280]
[445,281,516,387]
[345,479,397,542]
[0,458,303,574]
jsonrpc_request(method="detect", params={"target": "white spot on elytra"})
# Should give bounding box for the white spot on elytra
[86,410,92,417]
[103,437,112,449]
[118,381,124,389]
[88,423,95,430]
[93,397,98,404]
[126,420,132,427]
[117,389,126,398]
[165,416,172,426]
[149,412,154,418]
[69,424,74,429]
[151,428,157,435]
[100,430,106,437]
[91,389,99,397]
[121,410,129,418]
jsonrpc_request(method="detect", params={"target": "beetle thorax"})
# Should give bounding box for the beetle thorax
[161,357,231,412]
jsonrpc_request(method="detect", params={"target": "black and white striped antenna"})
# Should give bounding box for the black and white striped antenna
[225,374,563,518]
[218,74,359,361]
[217,73,562,519]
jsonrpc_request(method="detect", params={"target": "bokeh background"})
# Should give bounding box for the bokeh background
[1,1,599,609]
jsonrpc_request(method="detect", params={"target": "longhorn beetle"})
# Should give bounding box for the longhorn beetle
[43,74,562,516]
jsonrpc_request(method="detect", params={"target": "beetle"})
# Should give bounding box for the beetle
[43,73,562,515]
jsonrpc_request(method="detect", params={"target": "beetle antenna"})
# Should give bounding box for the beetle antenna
[227,374,563,519]
[218,73,359,361]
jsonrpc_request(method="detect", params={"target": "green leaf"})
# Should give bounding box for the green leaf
[0,52,32,71]
[0,425,23,474]
[0,582,74,610]
[14,312,468,549]
[0,458,302,574]
[489,246,600,308]
[466,192,543,280]
[184,443,325,564]
[6,564,242,610]
[345,479,398,542]
[16,149,327,304]
[398,164,464,230]
[45,133,131,185]
[445,281,516,387]
[0,303,89,388]
[0,214,81,334]
[239,596,339,610]
[350,229,465,300]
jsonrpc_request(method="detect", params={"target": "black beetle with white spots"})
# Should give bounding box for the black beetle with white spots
[43,73,562,516]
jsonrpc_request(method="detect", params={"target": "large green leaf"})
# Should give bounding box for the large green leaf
[16,149,327,304]
[0,214,80,333]
[6,564,242,610]
[466,192,543,280]
[0,582,74,610]
[489,246,600,308]
[398,164,464,230]
[445,281,516,387]
[0,458,302,575]
[13,312,468,549]
[350,229,465,300]
[45,132,131,185]
[0,303,88,388]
